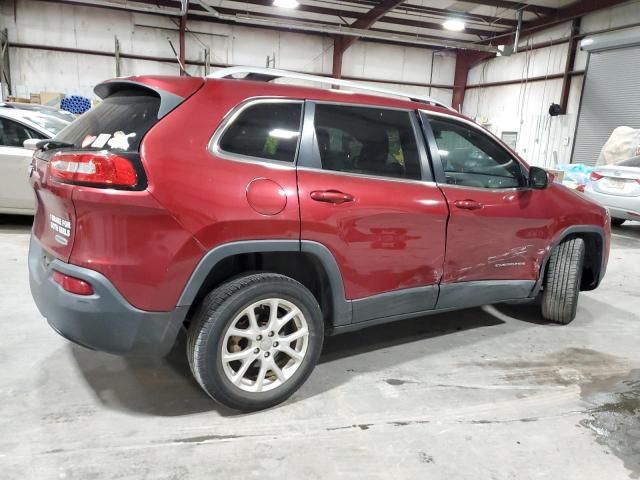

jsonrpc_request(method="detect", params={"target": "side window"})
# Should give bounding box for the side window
[217,101,302,163]
[0,117,45,148]
[428,116,525,189]
[314,104,421,181]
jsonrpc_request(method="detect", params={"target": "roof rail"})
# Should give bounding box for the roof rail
[208,66,454,111]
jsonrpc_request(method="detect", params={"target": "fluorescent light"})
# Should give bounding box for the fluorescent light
[443,19,465,32]
[273,0,298,8]
[438,149,449,157]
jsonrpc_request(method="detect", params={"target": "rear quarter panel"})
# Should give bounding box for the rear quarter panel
[140,81,301,250]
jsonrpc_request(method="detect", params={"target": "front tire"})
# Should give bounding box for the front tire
[541,238,585,324]
[187,273,324,411]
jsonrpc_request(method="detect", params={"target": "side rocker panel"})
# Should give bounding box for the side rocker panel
[436,280,534,310]
[352,286,438,323]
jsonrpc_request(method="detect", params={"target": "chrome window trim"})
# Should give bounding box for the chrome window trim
[307,99,418,112]
[297,165,438,187]
[208,98,304,168]
[421,110,531,191]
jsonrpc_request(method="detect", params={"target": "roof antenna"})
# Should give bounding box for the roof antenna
[168,38,191,76]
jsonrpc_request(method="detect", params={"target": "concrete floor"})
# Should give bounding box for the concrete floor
[1,215,639,480]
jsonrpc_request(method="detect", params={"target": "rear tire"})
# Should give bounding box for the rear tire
[611,218,626,226]
[187,273,324,411]
[541,238,585,324]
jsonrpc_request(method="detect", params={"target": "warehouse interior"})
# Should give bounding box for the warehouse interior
[0,0,639,478]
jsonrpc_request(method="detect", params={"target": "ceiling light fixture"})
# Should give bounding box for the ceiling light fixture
[273,0,299,8]
[443,19,465,32]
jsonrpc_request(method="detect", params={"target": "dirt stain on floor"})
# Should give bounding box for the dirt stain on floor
[580,369,640,479]
[471,348,640,477]
[473,347,627,387]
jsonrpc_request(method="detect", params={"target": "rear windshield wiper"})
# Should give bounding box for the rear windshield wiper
[37,139,75,151]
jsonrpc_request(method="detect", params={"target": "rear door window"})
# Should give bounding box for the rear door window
[55,90,161,152]
[216,101,303,163]
[313,104,422,181]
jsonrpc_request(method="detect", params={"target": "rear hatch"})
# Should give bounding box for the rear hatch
[30,76,204,262]
[590,158,640,197]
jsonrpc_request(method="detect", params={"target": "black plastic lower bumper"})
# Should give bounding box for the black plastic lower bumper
[28,236,188,356]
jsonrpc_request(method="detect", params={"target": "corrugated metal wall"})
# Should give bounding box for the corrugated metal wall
[573,46,640,166]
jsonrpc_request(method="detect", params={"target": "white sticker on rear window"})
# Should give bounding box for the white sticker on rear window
[91,133,111,148]
[107,131,136,150]
[81,135,97,148]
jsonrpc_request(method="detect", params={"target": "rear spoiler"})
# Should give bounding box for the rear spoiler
[94,79,200,119]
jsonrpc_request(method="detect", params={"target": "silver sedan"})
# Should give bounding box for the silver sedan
[0,107,71,215]
[584,158,640,226]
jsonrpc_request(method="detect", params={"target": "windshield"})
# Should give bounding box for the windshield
[55,90,161,151]
[26,114,70,136]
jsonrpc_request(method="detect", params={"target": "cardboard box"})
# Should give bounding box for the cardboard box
[6,95,31,104]
[33,91,64,108]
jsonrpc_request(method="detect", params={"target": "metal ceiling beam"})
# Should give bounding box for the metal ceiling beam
[37,0,497,52]
[326,0,519,27]
[231,0,513,33]
[457,0,557,16]
[479,0,632,45]
[119,0,504,40]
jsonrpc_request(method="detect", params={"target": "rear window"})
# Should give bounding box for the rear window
[55,90,161,151]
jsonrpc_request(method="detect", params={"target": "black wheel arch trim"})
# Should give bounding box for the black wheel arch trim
[176,240,353,326]
[531,224,607,297]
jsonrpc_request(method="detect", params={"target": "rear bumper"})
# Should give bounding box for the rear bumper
[29,236,188,356]
[583,189,640,221]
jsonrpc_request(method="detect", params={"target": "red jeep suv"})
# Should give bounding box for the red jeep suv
[29,67,610,411]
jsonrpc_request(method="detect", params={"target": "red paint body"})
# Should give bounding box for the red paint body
[30,76,610,312]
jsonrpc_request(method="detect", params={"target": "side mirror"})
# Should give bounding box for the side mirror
[528,166,549,189]
[23,138,41,151]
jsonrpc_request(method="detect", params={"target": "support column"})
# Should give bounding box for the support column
[452,50,494,111]
[179,15,186,76]
[332,37,343,79]
[559,18,581,114]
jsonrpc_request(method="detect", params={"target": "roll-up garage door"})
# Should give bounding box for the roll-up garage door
[572,44,640,166]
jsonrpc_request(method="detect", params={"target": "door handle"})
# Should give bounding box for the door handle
[310,190,354,204]
[454,199,483,210]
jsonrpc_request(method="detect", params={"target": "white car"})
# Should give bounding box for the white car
[584,157,640,226]
[0,107,71,215]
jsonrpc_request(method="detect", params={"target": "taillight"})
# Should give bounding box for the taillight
[50,152,138,188]
[53,271,94,296]
[589,171,604,181]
